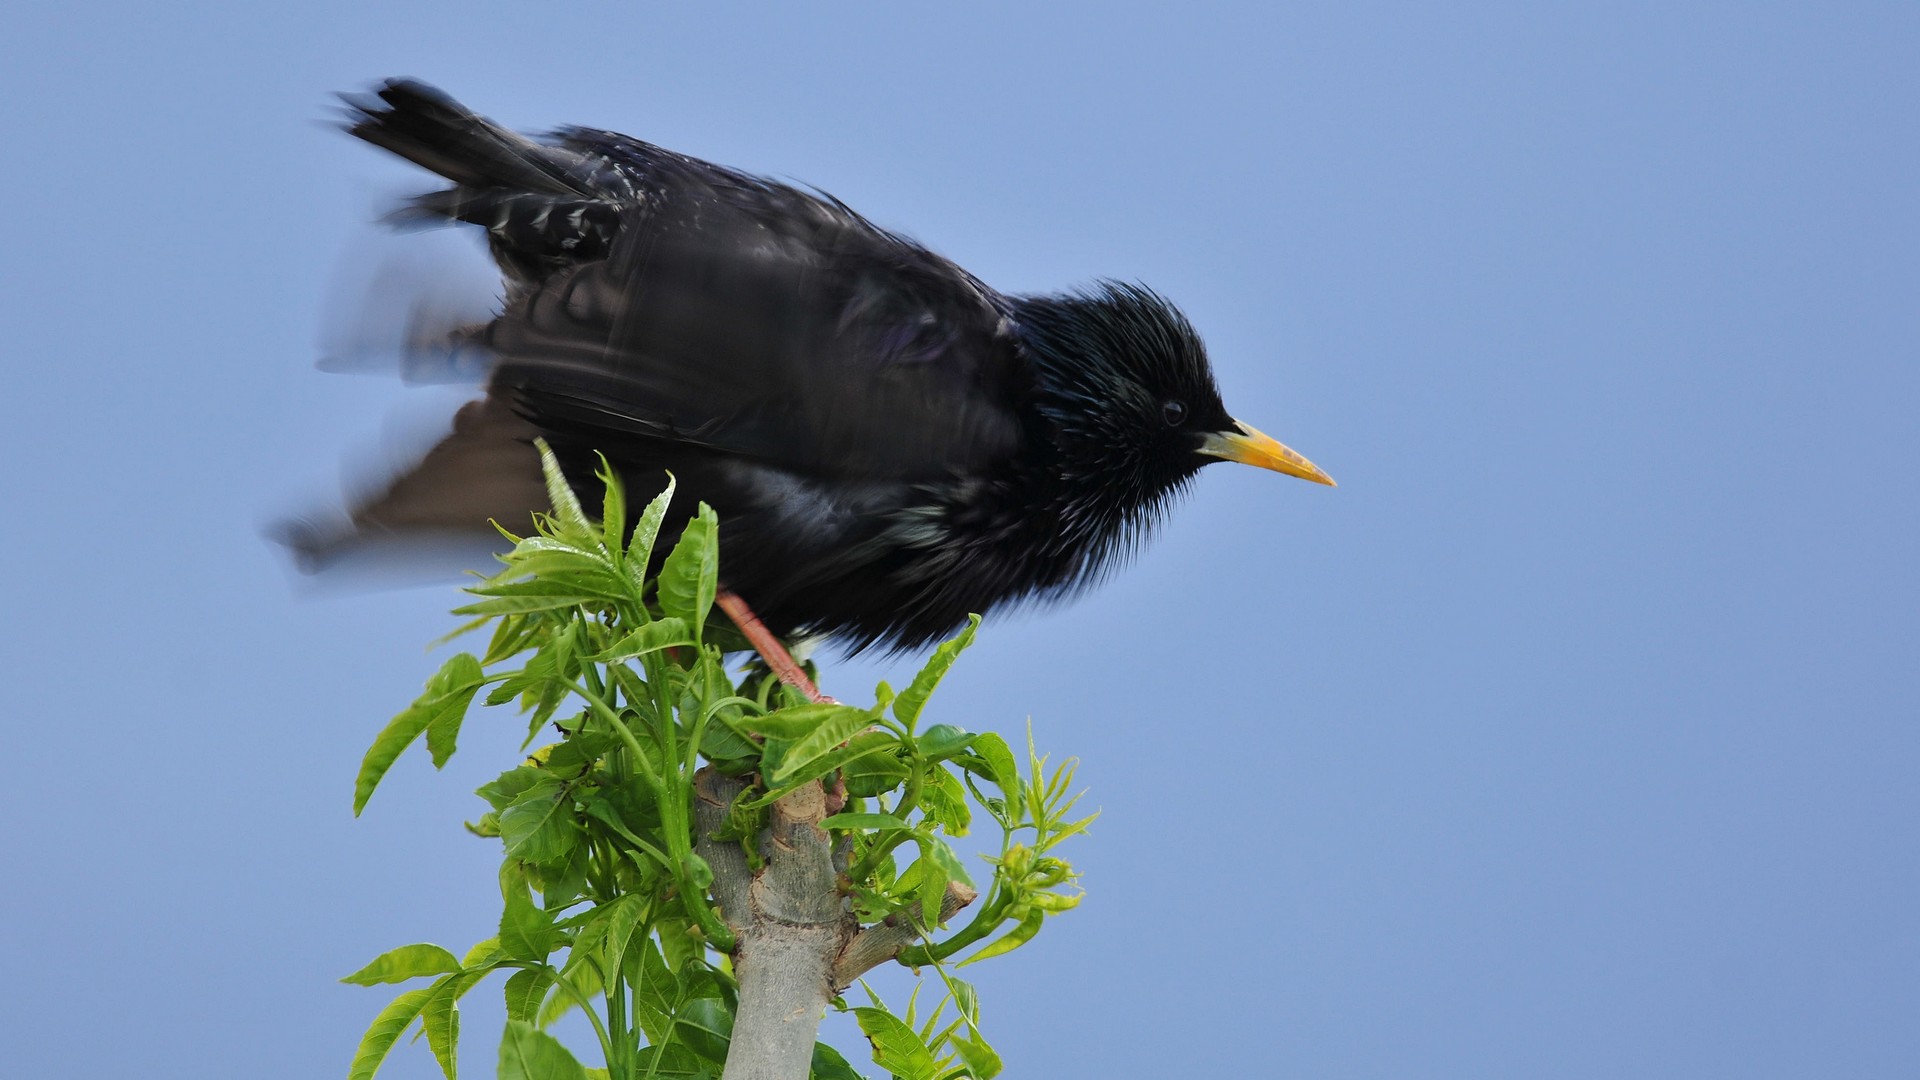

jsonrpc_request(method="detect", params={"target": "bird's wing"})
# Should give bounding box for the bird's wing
[490,130,1027,481]
[344,81,1026,481]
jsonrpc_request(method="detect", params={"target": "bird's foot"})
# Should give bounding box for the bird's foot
[716,589,837,705]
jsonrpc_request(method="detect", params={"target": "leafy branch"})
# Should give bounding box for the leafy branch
[342,445,1092,1080]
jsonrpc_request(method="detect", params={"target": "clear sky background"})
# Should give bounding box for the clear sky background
[5,3,1916,1077]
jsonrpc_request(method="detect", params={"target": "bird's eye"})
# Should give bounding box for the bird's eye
[1161,399,1187,426]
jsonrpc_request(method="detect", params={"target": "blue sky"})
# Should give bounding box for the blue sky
[5,3,1917,1077]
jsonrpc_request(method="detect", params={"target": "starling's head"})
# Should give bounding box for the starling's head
[1016,282,1334,505]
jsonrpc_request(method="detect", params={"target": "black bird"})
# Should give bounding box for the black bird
[303,79,1333,655]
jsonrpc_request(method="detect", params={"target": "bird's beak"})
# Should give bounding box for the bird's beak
[1198,419,1336,486]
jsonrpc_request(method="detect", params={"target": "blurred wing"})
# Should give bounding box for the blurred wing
[483,128,1026,480]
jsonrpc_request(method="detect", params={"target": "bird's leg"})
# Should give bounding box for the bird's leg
[715,589,836,705]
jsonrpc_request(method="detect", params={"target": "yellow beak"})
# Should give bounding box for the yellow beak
[1197,419,1336,486]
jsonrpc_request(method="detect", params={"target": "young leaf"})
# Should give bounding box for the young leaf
[420,972,479,1080]
[347,987,436,1080]
[961,732,1021,821]
[498,1019,589,1080]
[738,703,868,741]
[949,1029,1003,1080]
[499,880,557,962]
[355,652,486,815]
[819,812,914,832]
[498,778,581,864]
[961,906,1045,966]
[596,453,627,556]
[625,472,677,578]
[502,966,555,1024]
[915,723,973,761]
[535,440,592,537]
[596,616,692,661]
[893,615,980,730]
[810,1040,869,1080]
[341,944,461,986]
[852,1007,945,1080]
[771,707,880,784]
[655,503,718,633]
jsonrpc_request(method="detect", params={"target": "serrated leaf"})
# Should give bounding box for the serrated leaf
[852,1007,945,1080]
[949,1029,1002,1079]
[597,617,692,661]
[596,453,627,555]
[476,766,546,811]
[739,703,869,741]
[498,778,581,864]
[536,440,592,536]
[772,707,880,784]
[893,615,979,729]
[503,966,555,1024]
[598,893,648,980]
[656,503,718,633]
[498,1019,589,1080]
[625,472,676,578]
[420,972,480,1080]
[341,944,462,986]
[499,878,557,962]
[347,987,435,1080]
[355,652,486,814]
[819,812,914,832]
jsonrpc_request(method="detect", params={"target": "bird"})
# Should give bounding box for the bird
[297,78,1334,663]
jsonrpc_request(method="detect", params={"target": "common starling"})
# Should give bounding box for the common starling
[302,79,1333,655]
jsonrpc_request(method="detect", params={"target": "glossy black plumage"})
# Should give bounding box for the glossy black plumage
[307,79,1322,651]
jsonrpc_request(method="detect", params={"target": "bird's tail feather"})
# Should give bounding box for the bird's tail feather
[341,78,584,195]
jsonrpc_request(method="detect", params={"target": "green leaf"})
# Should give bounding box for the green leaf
[596,453,627,555]
[498,1019,589,1080]
[347,987,435,1080]
[915,723,973,761]
[596,617,693,661]
[476,766,546,811]
[498,778,581,864]
[819,812,914,833]
[739,703,869,741]
[772,707,880,784]
[420,972,480,1080]
[920,767,971,837]
[852,1007,945,1080]
[502,966,554,1024]
[462,938,501,968]
[961,905,1045,966]
[656,503,718,633]
[843,732,910,798]
[674,997,735,1064]
[948,1029,1003,1080]
[893,615,979,730]
[535,440,592,536]
[961,733,1021,820]
[921,833,972,891]
[598,893,648,979]
[499,874,557,962]
[810,1040,869,1080]
[625,472,677,578]
[341,944,461,986]
[355,652,486,815]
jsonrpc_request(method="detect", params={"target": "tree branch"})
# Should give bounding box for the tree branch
[831,881,978,990]
[694,769,854,1080]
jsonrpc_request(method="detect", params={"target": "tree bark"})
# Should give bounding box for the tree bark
[693,768,978,1080]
